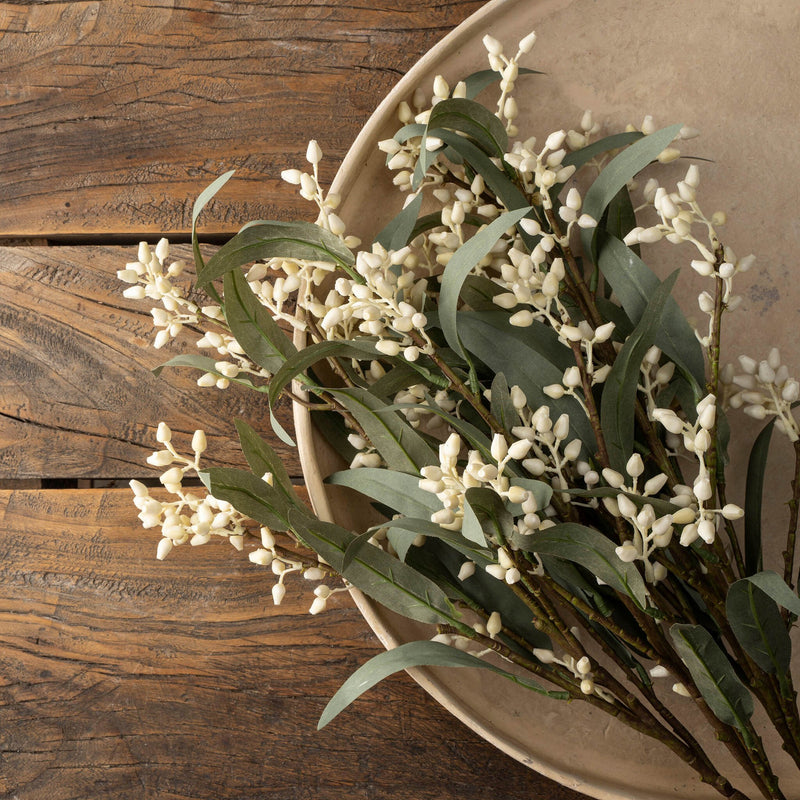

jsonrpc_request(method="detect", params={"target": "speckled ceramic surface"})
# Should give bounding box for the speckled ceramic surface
[294,1,800,796]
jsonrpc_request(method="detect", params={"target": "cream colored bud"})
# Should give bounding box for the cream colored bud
[191,429,207,454]
[486,611,502,636]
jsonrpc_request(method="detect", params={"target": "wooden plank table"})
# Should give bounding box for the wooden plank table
[0,3,587,798]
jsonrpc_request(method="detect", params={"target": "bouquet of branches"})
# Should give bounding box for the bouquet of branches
[117,30,800,800]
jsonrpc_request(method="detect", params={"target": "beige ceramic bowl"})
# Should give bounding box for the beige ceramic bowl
[294,1,800,797]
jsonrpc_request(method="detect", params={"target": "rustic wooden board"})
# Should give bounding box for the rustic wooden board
[0,487,585,800]
[0,0,486,238]
[0,244,298,480]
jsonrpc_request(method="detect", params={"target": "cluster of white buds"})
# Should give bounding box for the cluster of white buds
[601,454,672,583]
[281,140,359,248]
[649,395,744,545]
[418,431,543,541]
[726,349,800,441]
[533,648,614,700]
[117,239,199,350]
[481,30,538,135]
[638,345,676,414]
[564,109,602,152]
[508,402,584,501]
[132,423,335,610]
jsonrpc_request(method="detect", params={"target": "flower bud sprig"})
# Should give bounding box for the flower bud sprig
[481,30,538,135]
[727,349,800,441]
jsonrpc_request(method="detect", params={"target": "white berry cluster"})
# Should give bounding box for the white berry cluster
[726,349,800,441]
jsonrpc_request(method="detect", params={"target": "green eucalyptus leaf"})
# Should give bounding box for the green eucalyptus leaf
[223,267,297,374]
[151,354,268,392]
[288,509,458,627]
[267,339,380,407]
[456,311,595,450]
[744,418,776,576]
[520,523,649,610]
[596,234,705,389]
[463,487,513,547]
[490,373,518,434]
[580,124,683,261]
[427,97,509,158]
[233,419,304,511]
[375,192,424,251]
[327,388,436,473]
[439,207,532,359]
[192,170,235,271]
[670,624,754,737]
[376,517,494,565]
[198,221,355,285]
[318,640,565,730]
[744,570,800,617]
[326,467,440,521]
[600,270,679,472]
[506,477,553,518]
[199,467,294,531]
[726,579,791,676]
[461,66,541,99]
[561,132,643,172]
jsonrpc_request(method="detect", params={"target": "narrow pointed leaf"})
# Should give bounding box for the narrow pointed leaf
[318,640,565,729]
[600,271,679,472]
[375,517,494,565]
[327,388,436,473]
[670,624,754,735]
[520,523,649,609]
[439,207,531,359]
[375,192,424,250]
[427,97,509,157]
[288,510,458,627]
[267,339,380,407]
[744,570,800,617]
[597,234,705,388]
[198,221,355,285]
[223,267,297,374]
[744,418,776,575]
[580,123,683,260]
[490,373,518,434]
[192,170,235,270]
[326,467,440,521]
[461,66,541,99]
[726,579,791,675]
[463,487,513,547]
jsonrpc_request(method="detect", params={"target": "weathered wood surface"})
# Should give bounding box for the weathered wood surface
[0,488,584,800]
[0,244,297,480]
[0,0,486,238]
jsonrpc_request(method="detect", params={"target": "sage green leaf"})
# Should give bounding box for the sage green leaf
[456,312,595,449]
[564,486,679,519]
[520,523,649,610]
[326,467,440,521]
[600,270,679,472]
[461,66,541,99]
[233,419,304,511]
[375,192,424,251]
[439,207,531,360]
[744,418,776,575]
[744,570,800,617]
[597,234,705,388]
[198,221,355,285]
[327,388,436,473]
[318,640,565,729]
[376,517,494,565]
[151,354,267,392]
[561,131,643,172]
[427,97,508,157]
[223,267,297,374]
[580,124,683,261]
[603,184,639,245]
[670,624,754,736]
[199,467,294,531]
[288,509,458,627]
[490,373,518,434]
[460,275,505,310]
[192,170,235,271]
[464,487,513,547]
[726,579,791,676]
[266,339,379,407]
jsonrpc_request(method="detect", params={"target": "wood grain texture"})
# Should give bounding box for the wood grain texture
[0,0,487,238]
[0,243,298,479]
[0,487,586,800]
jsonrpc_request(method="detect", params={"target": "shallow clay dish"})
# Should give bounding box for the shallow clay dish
[294,1,800,796]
